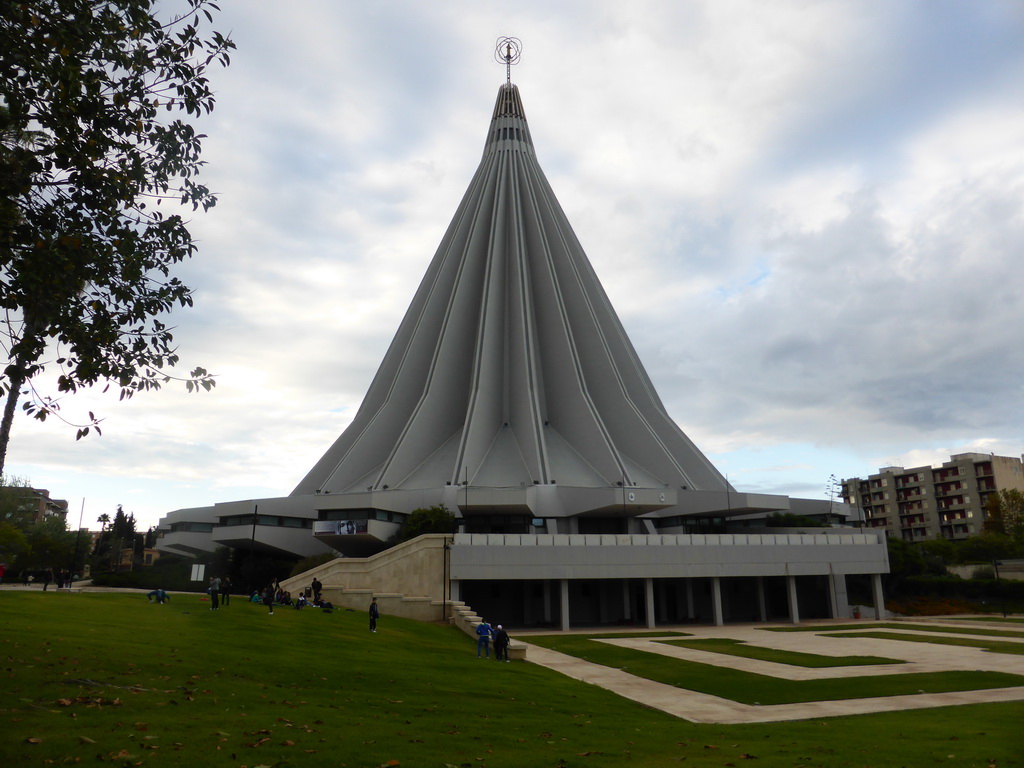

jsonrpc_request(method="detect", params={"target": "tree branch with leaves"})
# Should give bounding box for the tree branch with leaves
[0,0,234,475]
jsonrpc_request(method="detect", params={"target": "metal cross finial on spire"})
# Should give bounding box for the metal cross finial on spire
[494,37,522,85]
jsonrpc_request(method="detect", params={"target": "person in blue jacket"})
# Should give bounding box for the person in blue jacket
[476,620,492,658]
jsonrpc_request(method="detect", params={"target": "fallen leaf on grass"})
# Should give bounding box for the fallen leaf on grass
[25,737,42,744]
[78,736,96,744]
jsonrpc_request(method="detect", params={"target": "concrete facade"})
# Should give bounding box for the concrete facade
[159,76,890,629]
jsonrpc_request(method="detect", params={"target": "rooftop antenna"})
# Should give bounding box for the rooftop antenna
[494,36,522,85]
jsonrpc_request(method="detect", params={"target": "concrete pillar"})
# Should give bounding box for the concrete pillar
[686,579,695,620]
[871,573,885,620]
[599,581,610,624]
[786,575,800,624]
[756,577,767,622]
[450,579,461,602]
[644,578,656,629]
[833,574,849,618]
[711,577,724,626]
[560,579,570,631]
[827,573,847,619]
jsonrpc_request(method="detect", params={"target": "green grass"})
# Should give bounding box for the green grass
[829,631,1024,655]
[763,622,904,632]
[521,634,1023,705]
[763,622,1024,639]
[0,591,1022,768]
[658,637,903,667]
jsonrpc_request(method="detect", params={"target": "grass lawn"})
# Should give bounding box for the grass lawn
[763,622,1024,638]
[829,631,1024,655]
[658,637,903,667]
[0,591,1021,767]
[521,634,1023,706]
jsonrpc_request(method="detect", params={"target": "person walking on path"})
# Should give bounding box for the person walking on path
[220,576,231,606]
[209,576,221,610]
[262,583,275,615]
[476,620,493,658]
[369,597,380,632]
[493,624,510,662]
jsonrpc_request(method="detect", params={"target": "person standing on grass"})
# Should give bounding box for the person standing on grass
[493,624,510,662]
[369,597,380,632]
[262,583,276,615]
[220,575,231,606]
[476,620,492,658]
[209,576,221,610]
[312,577,322,603]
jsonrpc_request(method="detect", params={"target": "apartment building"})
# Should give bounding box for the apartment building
[842,453,1024,541]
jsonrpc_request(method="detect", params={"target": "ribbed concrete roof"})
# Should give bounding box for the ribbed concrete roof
[293,83,731,501]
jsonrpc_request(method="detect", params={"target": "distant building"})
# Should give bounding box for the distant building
[6,487,69,524]
[842,453,1024,541]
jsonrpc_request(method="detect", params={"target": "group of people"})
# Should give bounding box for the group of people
[19,568,74,590]
[207,575,231,609]
[474,620,511,661]
[250,581,335,615]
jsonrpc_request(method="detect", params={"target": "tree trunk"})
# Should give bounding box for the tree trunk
[0,365,27,479]
[0,314,46,478]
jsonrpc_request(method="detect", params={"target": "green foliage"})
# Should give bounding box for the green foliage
[290,550,337,577]
[764,512,825,528]
[89,504,141,572]
[0,519,28,564]
[984,488,1024,541]
[883,537,947,594]
[398,503,456,542]
[0,473,33,527]
[0,0,234,474]
[956,532,1021,563]
[0,474,79,573]
[899,574,1024,603]
[918,535,957,565]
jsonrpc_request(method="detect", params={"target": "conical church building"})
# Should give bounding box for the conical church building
[158,72,888,629]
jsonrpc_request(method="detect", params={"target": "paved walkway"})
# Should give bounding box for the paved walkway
[520,618,1024,723]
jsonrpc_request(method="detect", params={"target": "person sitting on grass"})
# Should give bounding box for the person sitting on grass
[146,588,170,604]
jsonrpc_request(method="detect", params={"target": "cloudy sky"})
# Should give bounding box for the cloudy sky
[7,0,1024,532]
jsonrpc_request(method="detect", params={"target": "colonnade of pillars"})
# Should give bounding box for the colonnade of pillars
[453,573,885,630]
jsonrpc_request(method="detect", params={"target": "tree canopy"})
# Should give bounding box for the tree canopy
[398,505,457,542]
[984,488,1024,542]
[0,0,234,475]
[0,474,79,574]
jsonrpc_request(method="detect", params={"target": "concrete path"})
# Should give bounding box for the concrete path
[520,619,1024,723]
